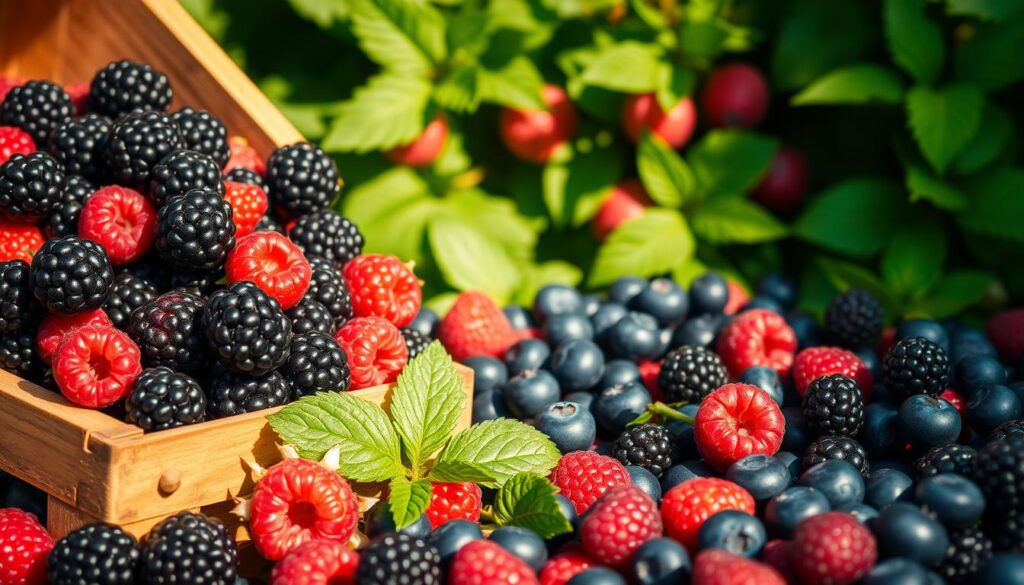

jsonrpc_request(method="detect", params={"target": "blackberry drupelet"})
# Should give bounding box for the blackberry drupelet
[973,435,1024,512]
[914,443,977,478]
[101,111,183,189]
[202,282,291,376]
[30,236,113,314]
[254,213,284,234]
[45,175,94,238]
[47,523,141,585]
[355,533,442,585]
[283,331,350,399]
[0,330,39,379]
[801,374,864,437]
[128,291,209,374]
[206,369,289,419]
[149,149,225,207]
[47,113,111,181]
[287,210,364,267]
[883,336,950,399]
[171,108,229,167]
[126,367,206,431]
[88,60,172,117]
[988,419,1024,443]
[0,80,73,144]
[0,260,37,332]
[0,151,66,222]
[402,328,430,359]
[657,345,729,403]
[266,142,339,216]
[223,167,266,191]
[103,272,159,330]
[613,423,679,477]
[155,189,235,273]
[824,289,884,349]
[286,298,334,335]
[939,528,992,584]
[803,435,870,476]
[142,512,238,585]
[302,255,352,326]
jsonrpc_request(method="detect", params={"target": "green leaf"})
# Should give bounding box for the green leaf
[679,18,730,60]
[794,178,907,258]
[883,0,944,84]
[426,459,496,484]
[630,0,667,29]
[322,74,432,152]
[909,271,996,319]
[954,20,1024,91]
[350,0,446,74]
[428,218,521,303]
[342,168,436,262]
[791,64,905,106]
[655,63,696,113]
[388,477,433,529]
[881,216,946,299]
[958,166,1024,243]
[816,256,895,314]
[434,65,480,113]
[493,473,573,539]
[952,104,1012,176]
[543,143,623,228]
[906,165,969,212]
[268,393,406,482]
[690,198,788,244]
[588,209,695,287]
[442,189,541,261]
[288,0,349,28]
[906,84,984,176]
[477,56,546,110]
[437,419,561,488]
[513,261,584,307]
[689,130,778,197]
[636,133,697,208]
[947,0,1024,20]
[578,42,663,94]
[772,0,876,90]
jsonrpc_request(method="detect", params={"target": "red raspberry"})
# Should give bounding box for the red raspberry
[438,291,517,362]
[941,388,966,414]
[449,540,539,585]
[0,221,44,263]
[987,307,1024,362]
[0,508,53,585]
[638,359,663,401]
[250,458,359,561]
[36,309,112,364]
[760,539,793,579]
[792,346,874,398]
[225,232,311,310]
[695,383,785,471]
[271,538,359,585]
[591,179,651,241]
[661,477,755,552]
[223,180,269,238]
[64,82,89,116]
[342,254,421,328]
[0,126,35,166]
[549,450,631,515]
[52,324,141,408]
[700,64,770,129]
[724,280,749,315]
[752,146,808,214]
[877,326,896,358]
[78,185,157,265]
[387,115,448,167]
[224,136,265,175]
[424,482,482,529]
[790,512,877,585]
[621,93,698,148]
[539,551,594,585]
[716,308,797,377]
[500,84,576,164]
[579,485,662,570]
[334,316,408,388]
[0,77,23,103]
[693,549,786,585]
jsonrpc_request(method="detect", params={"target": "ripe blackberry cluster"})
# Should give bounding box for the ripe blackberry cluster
[824,288,884,349]
[803,435,870,475]
[45,174,93,238]
[172,107,230,167]
[987,419,1024,443]
[125,366,207,431]
[657,345,729,403]
[47,523,140,585]
[284,331,350,399]
[88,59,172,117]
[142,512,238,584]
[103,271,159,329]
[914,442,977,478]
[973,435,1024,512]
[0,80,73,144]
[127,291,210,375]
[883,336,950,399]
[224,166,265,190]
[30,236,114,314]
[402,328,431,359]
[286,298,335,335]
[266,142,339,216]
[0,151,66,222]
[287,210,364,267]
[154,188,235,272]
[206,369,290,418]
[101,110,183,188]
[613,423,679,477]
[939,528,992,583]
[304,255,353,326]
[0,260,37,332]
[801,374,864,437]
[47,113,111,181]
[149,148,225,207]
[0,330,39,379]
[355,533,442,585]
[202,282,291,376]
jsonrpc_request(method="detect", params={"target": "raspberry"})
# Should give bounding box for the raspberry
[0,80,73,145]
[0,221,44,263]
[101,111,184,189]
[154,189,236,273]
[613,423,679,477]
[790,512,877,585]
[694,383,785,470]
[266,142,338,217]
[225,232,310,310]
[0,508,53,585]
[287,210,364,268]
[825,289,884,349]
[88,60,172,117]
[303,255,352,327]
[692,549,785,585]
[287,298,335,336]
[0,260,37,332]
[661,477,755,552]
[657,345,729,403]
[47,113,110,181]
[47,523,140,585]
[343,254,421,328]
[803,435,870,475]
[141,512,238,584]
[793,346,874,398]
[203,282,292,375]
[716,308,797,377]
[149,149,225,208]
[44,175,93,239]
[424,482,482,529]
[0,126,35,166]
[549,451,631,514]
[883,336,950,400]
[438,291,517,362]
[206,369,289,418]
[171,108,230,167]
[333,316,407,388]
[802,374,865,437]
[0,151,65,222]
[284,331,351,399]
[986,308,1024,362]
[224,136,265,175]
[52,324,141,408]
[270,539,359,585]
[127,291,209,374]
[78,185,157,265]
[126,367,207,431]
[356,533,442,585]
[579,485,662,569]
[223,181,268,238]
[30,236,114,314]
[539,551,593,585]
[103,272,158,330]
[449,540,539,585]
[36,308,112,364]
[914,443,976,478]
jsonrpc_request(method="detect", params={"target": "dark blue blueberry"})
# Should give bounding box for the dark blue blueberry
[591,302,628,341]
[549,340,605,391]
[739,366,784,405]
[757,273,797,310]
[725,455,790,504]
[429,519,483,565]
[742,296,784,314]
[862,403,901,457]
[504,369,561,418]
[631,537,691,585]
[609,276,647,305]
[564,391,595,411]
[764,487,830,537]
[898,395,961,451]
[505,339,551,376]
[629,278,689,325]
[504,305,534,330]
[607,312,664,361]
[896,319,950,353]
[598,359,641,391]
[543,313,594,346]
[914,473,985,530]
[799,459,865,507]
[364,501,431,538]
[864,468,913,510]
[697,510,766,557]
[838,503,878,524]
[463,356,508,394]
[680,459,717,478]
[406,308,439,338]
[594,382,651,437]
[976,554,1024,585]
[665,404,700,460]
[671,314,721,349]
[871,382,898,405]
[661,464,700,492]
[566,567,627,585]
[781,407,810,454]
[554,494,577,526]
[581,293,602,317]
[862,558,930,585]
[955,353,1006,394]
[1010,381,1024,406]
[488,526,548,572]
[871,459,913,476]
[627,465,662,501]
[533,284,583,322]
[872,502,949,567]
[774,451,801,482]
[950,327,997,364]
[689,272,728,315]
[857,347,882,380]
[536,401,596,453]
[595,442,615,457]
[472,388,510,423]
[966,384,1022,436]
[787,310,823,350]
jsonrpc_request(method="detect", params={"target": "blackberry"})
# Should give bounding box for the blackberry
[883,336,950,399]
[0,80,73,144]
[45,175,94,238]
[803,435,870,475]
[47,113,111,181]
[914,443,977,479]
[254,213,284,234]
[47,523,141,585]
[972,435,1024,512]
[0,330,39,378]
[402,328,430,359]
[171,108,229,167]
[88,60,172,117]
[657,345,729,403]
[302,255,352,326]
[168,269,225,297]
[824,289,884,349]
[149,149,225,207]
[202,282,291,375]
[141,512,238,585]
[939,528,992,583]
[102,111,183,189]
[287,210,363,267]
[205,369,289,419]
[988,419,1024,443]
[30,236,113,314]
[128,291,209,374]
[801,374,864,437]
[988,511,1024,553]
[266,142,339,216]
[103,272,158,330]
[155,189,235,273]
[0,260,37,332]
[126,367,206,431]
[355,533,442,585]
[283,331,350,399]
[224,167,266,191]
[286,298,334,335]
[613,423,679,477]
[0,151,66,222]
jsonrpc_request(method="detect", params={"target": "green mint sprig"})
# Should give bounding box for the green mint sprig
[627,401,695,428]
[485,472,573,539]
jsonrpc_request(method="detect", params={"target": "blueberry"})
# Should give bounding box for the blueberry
[505,339,551,376]
[544,313,594,346]
[872,502,949,567]
[463,356,508,394]
[627,466,662,501]
[591,302,628,341]
[774,451,801,482]
[609,276,648,305]
[564,391,595,411]
[781,407,810,454]
[472,388,510,423]
[966,384,1022,436]
[697,510,766,557]
[898,395,962,451]
[607,313,665,360]
[566,567,627,585]
[671,314,721,349]
[914,473,985,530]
[864,468,913,509]
[896,319,950,353]
[549,340,605,391]
[534,284,583,322]
[799,460,865,507]
[757,273,797,310]
[950,327,997,364]
[689,272,728,315]
[726,455,790,504]
[488,526,548,572]
[862,403,901,457]
[786,310,823,349]
[837,503,878,524]
[364,501,431,538]
[742,296,784,314]
[598,360,641,390]
[631,537,691,585]
[628,278,688,326]
[976,554,1024,585]
[406,308,439,338]
[665,404,701,460]
[764,487,830,537]
[739,366,784,405]
[504,305,534,330]
[504,370,560,418]
[955,353,1006,393]
[536,401,596,453]
[680,459,717,478]
[661,464,700,492]
[862,558,930,585]
[857,347,882,380]
[581,293,602,317]
[554,494,576,526]
[594,382,651,436]
[429,519,483,565]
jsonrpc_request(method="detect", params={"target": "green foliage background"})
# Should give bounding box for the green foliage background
[183,0,1024,322]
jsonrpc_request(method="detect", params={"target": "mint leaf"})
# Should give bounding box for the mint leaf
[881,216,946,300]
[771,0,875,90]
[958,166,1024,243]
[906,84,984,175]
[954,20,1024,90]
[947,0,1024,20]
[350,0,446,74]
[588,209,695,287]
[542,143,623,227]
[909,271,996,319]
[952,104,1012,177]
[389,477,433,529]
[794,178,906,258]
[322,74,432,153]
[689,130,778,197]
[442,188,541,261]
[578,42,663,94]
[434,65,481,114]
[342,168,437,263]
[690,198,787,244]
[437,419,560,488]
[427,459,496,484]
[883,0,944,84]
[428,218,521,304]
[906,165,968,212]
[478,56,546,110]
[637,133,697,208]
[494,472,572,539]
[268,393,406,482]
[791,64,905,106]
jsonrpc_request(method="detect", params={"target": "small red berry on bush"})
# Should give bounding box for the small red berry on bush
[695,383,785,470]
[591,179,651,241]
[0,508,53,585]
[387,115,448,167]
[223,180,269,238]
[500,84,577,164]
[0,220,44,263]
[333,316,408,388]
[225,232,311,310]
[36,309,113,364]
[751,147,808,213]
[622,93,697,148]
[78,185,157,265]
[701,64,770,128]
[0,126,35,166]
[424,482,482,529]
[52,324,142,408]
[343,254,421,328]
